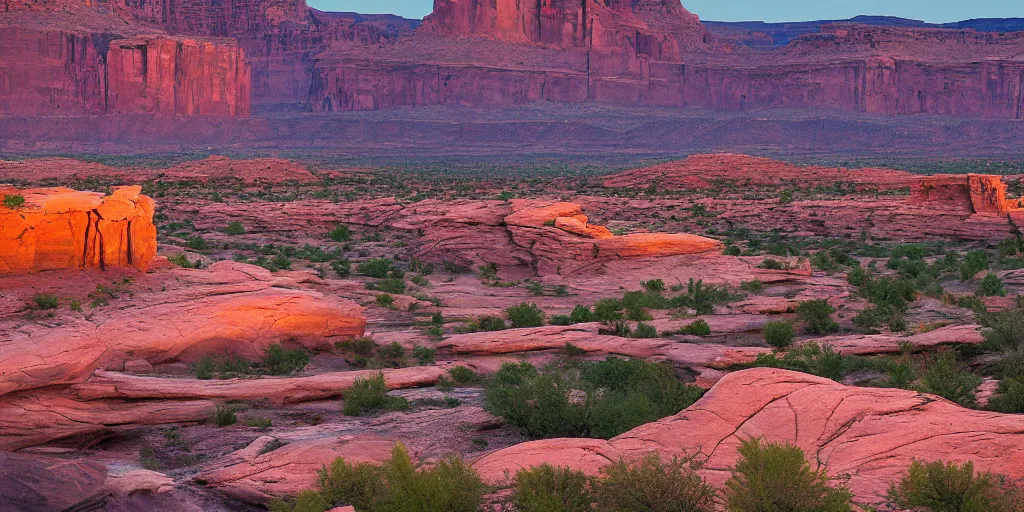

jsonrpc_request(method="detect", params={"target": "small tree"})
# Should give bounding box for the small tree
[724,438,852,512]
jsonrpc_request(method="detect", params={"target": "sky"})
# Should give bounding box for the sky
[308,0,1024,24]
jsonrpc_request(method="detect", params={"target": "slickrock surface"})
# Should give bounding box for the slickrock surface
[0,453,107,511]
[603,154,919,191]
[71,366,453,405]
[473,368,1024,505]
[0,186,156,274]
[0,261,366,395]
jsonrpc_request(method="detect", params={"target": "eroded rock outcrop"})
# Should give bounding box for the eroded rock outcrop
[0,186,157,274]
[910,174,1018,215]
[505,201,723,275]
[473,368,1024,504]
[0,261,366,395]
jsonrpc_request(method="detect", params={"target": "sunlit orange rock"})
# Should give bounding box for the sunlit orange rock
[910,174,1013,215]
[0,186,156,275]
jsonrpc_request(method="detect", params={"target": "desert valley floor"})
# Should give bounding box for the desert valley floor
[1,152,1024,511]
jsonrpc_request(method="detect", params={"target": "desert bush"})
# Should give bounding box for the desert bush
[512,465,594,512]
[888,460,1024,512]
[375,294,395,308]
[724,245,742,256]
[751,343,864,382]
[740,279,764,293]
[343,374,409,416]
[758,258,786,270]
[213,404,237,427]
[549,314,574,326]
[3,194,25,208]
[763,321,796,349]
[570,305,595,323]
[796,299,839,335]
[476,315,507,331]
[330,259,351,277]
[225,222,246,235]
[167,253,196,269]
[31,293,59,310]
[961,251,990,281]
[679,319,711,337]
[593,298,624,322]
[327,224,352,243]
[674,279,732,315]
[642,279,666,292]
[594,454,716,512]
[376,342,406,367]
[358,258,395,278]
[630,322,659,338]
[507,302,546,328]
[979,308,1024,352]
[367,278,406,295]
[988,378,1024,414]
[485,358,703,440]
[412,346,436,365]
[978,274,1007,297]
[917,350,981,407]
[449,366,476,384]
[185,235,209,251]
[261,344,310,375]
[272,443,483,512]
[724,438,852,512]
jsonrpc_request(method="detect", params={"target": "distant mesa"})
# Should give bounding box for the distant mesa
[0,186,157,275]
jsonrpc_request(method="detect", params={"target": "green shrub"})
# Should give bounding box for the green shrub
[763,321,796,348]
[261,344,310,375]
[642,279,666,292]
[367,278,406,295]
[358,258,395,278]
[185,236,209,251]
[758,258,786,270]
[168,253,195,268]
[750,343,862,382]
[917,350,981,407]
[343,374,409,416]
[3,194,25,208]
[674,279,732,315]
[476,315,507,331]
[593,298,624,323]
[679,319,711,337]
[506,302,546,328]
[225,222,246,235]
[796,300,839,335]
[269,490,330,512]
[740,279,763,293]
[283,443,483,512]
[32,293,59,310]
[327,224,352,243]
[594,455,716,512]
[375,294,395,308]
[629,322,659,338]
[570,305,594,323]
[846,266,868,287]
[988,377,1024,414]
[979,308,1024,352]
[376,342,406,367]
[724,438,852,512]
[549,315,574,326]
[888,460,1024,512]
[724,245,742,256]
[331,259,352,277]
[449,366,476,384]
[214,404,237,427]
[412,346,436,365]
[961,251,990,281]
[485,358,703,440]
[245,416,273,430]
[978,274,1007,297]
[512,465,594,512]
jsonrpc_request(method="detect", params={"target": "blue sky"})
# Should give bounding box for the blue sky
[308,0,1024,24]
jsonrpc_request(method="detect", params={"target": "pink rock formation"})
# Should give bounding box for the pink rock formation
[473,368,1024,505]
[196,435,397,503]
[603,154,919,191]
[0,261,366,395]
[0,186,156,274]
[910,174,1014,215]
[71,365,453,405]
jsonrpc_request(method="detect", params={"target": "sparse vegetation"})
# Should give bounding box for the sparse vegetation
[888,460,1024,512]
[724,438,853,512]
[763,321,796,349]
[506,302,546,328]
[3,194,25,208]
[342,373,409,416]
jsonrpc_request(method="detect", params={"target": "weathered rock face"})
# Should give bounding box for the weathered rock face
[0,23,250,116]
[909,174,1015,215]
[0,186,157,274]
[0,261,366,395]
[473,368,1024,505]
